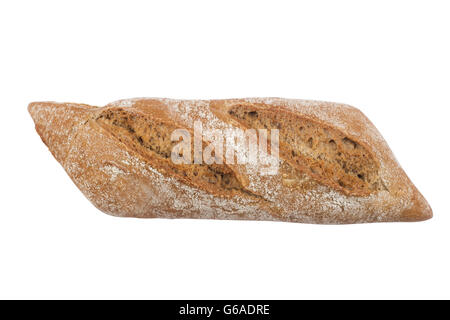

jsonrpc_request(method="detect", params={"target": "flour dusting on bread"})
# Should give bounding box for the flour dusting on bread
[29,98,432,224]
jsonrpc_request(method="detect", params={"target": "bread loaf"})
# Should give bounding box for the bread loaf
[28,98,432,224]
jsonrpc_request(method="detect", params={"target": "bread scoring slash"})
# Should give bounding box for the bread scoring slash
[28,98,432,224]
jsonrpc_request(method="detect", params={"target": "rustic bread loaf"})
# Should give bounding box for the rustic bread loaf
[28,98,432,224]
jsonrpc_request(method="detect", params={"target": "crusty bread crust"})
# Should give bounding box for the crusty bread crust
[28,98,432,224]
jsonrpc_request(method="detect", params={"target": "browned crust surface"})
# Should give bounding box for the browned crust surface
[28,98,432,224]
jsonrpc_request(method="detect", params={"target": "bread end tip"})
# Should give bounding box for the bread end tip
[400,191,433,222]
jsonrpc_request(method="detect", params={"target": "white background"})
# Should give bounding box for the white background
[0,0,449,299]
